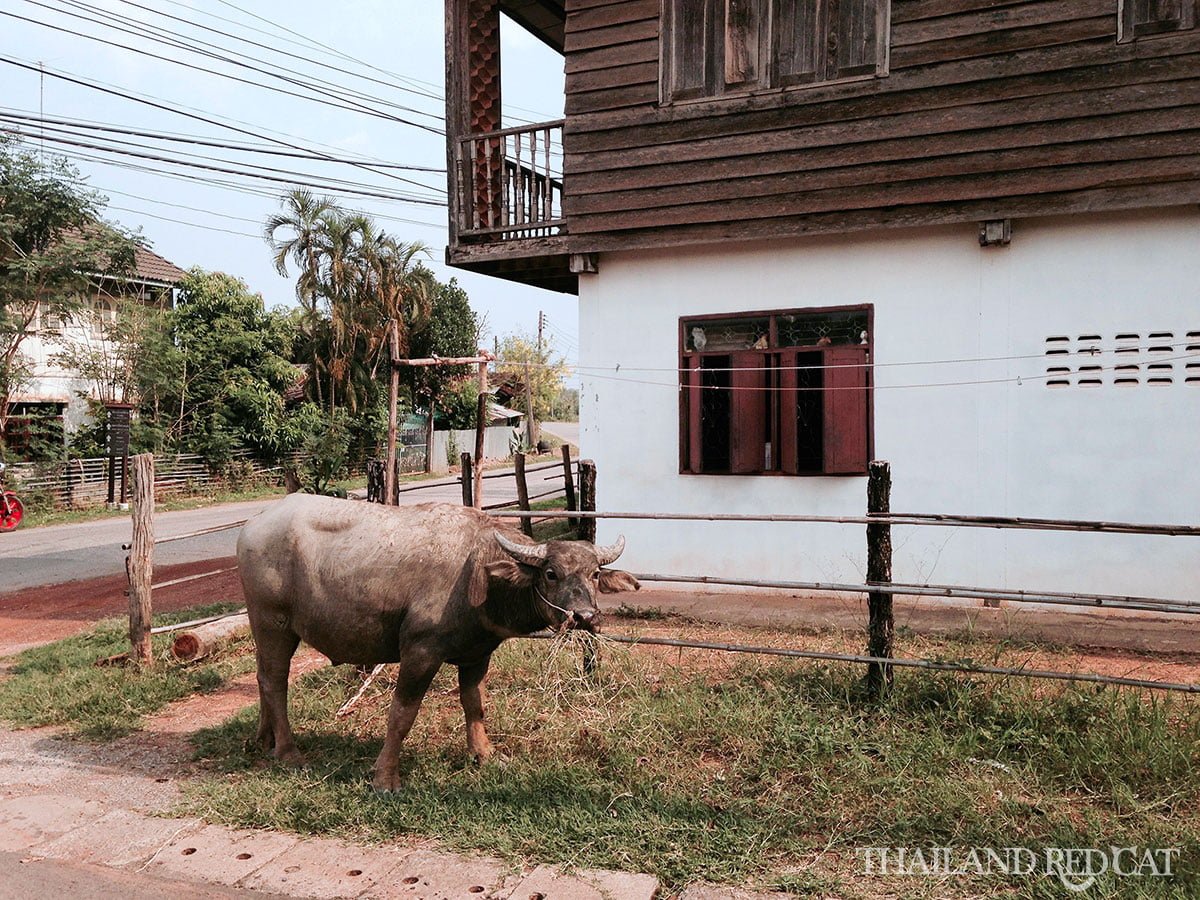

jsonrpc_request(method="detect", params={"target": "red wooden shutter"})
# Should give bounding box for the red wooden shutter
[822,345,869,474]
[730,351,767,474]
[685,356,703,473]
[778,351,799,474]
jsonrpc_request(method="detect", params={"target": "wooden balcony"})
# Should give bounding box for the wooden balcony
[456,120,564,238]
[448,120,576,294]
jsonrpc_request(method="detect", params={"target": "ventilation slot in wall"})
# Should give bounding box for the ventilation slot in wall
[1115,333,1141,354]
[1148,332,1174,354]
[1187,362,1200,385]
[1044,336,1070,356]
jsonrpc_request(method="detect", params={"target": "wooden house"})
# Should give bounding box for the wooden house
[442,0,1200,600]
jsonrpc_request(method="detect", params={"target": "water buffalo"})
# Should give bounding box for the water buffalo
[237,494,639,791]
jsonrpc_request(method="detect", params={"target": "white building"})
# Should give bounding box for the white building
[8,244,184,450]
[442,1,1200,601]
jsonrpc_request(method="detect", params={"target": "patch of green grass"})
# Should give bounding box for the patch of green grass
[182,634,1200,895]
[0,603,255,738]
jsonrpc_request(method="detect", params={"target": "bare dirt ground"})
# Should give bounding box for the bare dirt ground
[0,557,242,656]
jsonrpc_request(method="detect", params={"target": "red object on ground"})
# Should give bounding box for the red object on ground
[0,492,23,533]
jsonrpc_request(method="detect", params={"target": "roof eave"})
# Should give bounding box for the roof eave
[499,0,565,53]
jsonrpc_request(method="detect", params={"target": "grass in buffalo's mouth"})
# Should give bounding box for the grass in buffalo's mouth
[0,603,254,738]
[182,625,1200,897]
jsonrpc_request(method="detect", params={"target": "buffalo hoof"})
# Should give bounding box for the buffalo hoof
[372,771,402,793]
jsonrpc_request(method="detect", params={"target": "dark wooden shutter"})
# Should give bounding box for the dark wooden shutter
[730,351,767,474]
[831,0,883,80]
[1123,0,1195,39]
[669,0,719,99]
[724,0,765,90]
[822,345,869,474]
[773,0,821,85]
[685,356,703,473]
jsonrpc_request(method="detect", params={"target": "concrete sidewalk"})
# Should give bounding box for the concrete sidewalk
[0,726,775,899]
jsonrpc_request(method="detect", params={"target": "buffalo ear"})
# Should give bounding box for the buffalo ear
[485,558,535,588]
[598,569,640,594]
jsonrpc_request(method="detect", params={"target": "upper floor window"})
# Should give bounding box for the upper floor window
[680,306,872,476]
[1119,0,1196,41]
[664,0,890,103]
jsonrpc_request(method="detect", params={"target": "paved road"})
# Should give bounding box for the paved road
[0,467,554,592]
[541,421,579,447]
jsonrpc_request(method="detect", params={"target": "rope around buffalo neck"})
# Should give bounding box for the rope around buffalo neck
[533,583,574,619]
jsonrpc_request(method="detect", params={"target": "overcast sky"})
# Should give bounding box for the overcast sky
[1,0,579,363]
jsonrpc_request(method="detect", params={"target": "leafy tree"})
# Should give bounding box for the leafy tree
[0,137,136,452]
[407,276,480,424]
[162,269,297,466]
[494,332,570,424]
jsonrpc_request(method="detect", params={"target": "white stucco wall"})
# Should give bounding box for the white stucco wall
[578,208,1200,602]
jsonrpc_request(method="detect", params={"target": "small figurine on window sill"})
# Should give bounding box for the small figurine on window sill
[691,326,707,351]
[816,335,832,346]
[752,334,769,349]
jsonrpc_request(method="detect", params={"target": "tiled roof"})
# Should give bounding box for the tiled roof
[132,244,187,285]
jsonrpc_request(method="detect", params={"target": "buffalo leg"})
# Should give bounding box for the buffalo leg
[373,650,440,792]
[252,623,303,766]
[458,657,494,763]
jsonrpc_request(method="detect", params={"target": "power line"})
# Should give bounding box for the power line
[96,182,445,234]
[5,4,446,136]
[104,204,261,239]
[2,120,445,199]
[105,0,448,113]
[202,0,561,125]
[0,126,446,205]
[43,142,451,229]
[0,102,402,169]
[41,0,448,128]
[549,350,1200,392]
[0,110,446,172]
[0,56,441,194]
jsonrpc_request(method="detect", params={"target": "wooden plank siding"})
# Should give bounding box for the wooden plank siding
[553,0,1200,254]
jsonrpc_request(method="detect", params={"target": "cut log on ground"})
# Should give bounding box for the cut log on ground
[171,613,251,662]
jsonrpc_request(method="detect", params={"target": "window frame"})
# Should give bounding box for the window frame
[678,303,874,477]
[1118,0,1197,42]
[661,0,891,106]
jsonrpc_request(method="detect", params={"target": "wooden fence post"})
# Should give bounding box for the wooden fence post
[385,321,401,505]
[514,452,533,537]
[578,459,596,543]
[128,452,155,668]
[460,452,473,507]
[866,459,894,697]
[561,444,577,530]
[474,360,487,509]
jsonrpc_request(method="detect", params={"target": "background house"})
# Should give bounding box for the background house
[442,1,1200,601]
[7,243,185,452]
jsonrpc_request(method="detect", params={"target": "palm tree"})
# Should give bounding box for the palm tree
[264,188,338,407]
[313,210,370,412]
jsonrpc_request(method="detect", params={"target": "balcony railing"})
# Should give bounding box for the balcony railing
[456,120,565,240]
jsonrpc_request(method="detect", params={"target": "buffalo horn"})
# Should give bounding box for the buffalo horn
[594,535,626,566]
[494,531,548,565]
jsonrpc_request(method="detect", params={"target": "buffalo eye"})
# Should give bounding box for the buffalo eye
[544,568,559,582]
[590,570,601,582]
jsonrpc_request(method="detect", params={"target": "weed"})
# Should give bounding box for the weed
[182,631,1200,895]
[0,603,254,738]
